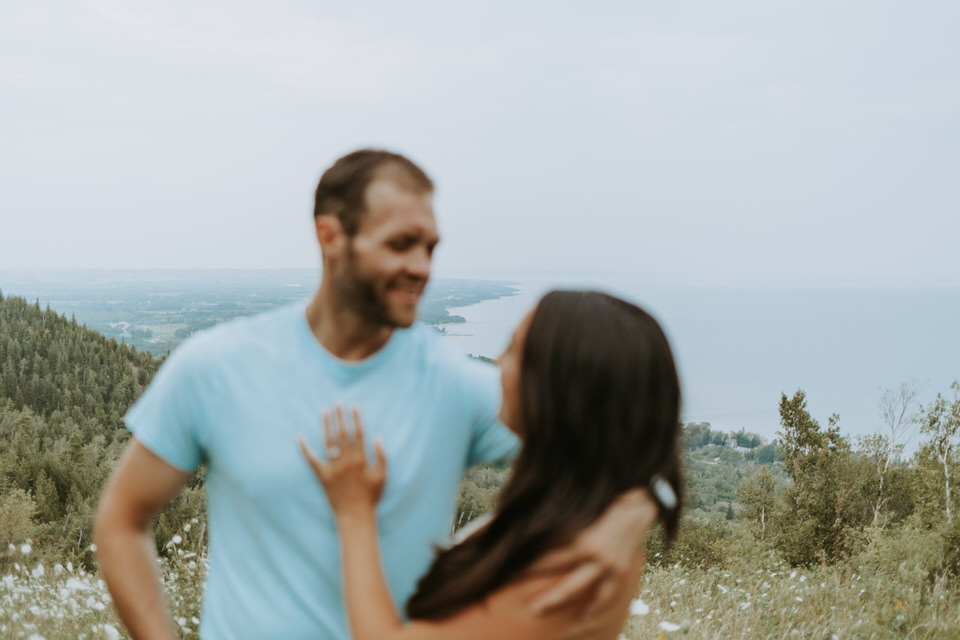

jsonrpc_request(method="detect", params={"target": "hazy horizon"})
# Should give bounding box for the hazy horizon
[4,266,960,290]
[2,267,957,444]
[2,1,959,287]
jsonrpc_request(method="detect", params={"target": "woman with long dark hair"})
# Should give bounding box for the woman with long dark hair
[301,290,683,639]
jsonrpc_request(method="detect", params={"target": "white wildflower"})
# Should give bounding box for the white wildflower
[659,621,681,632]
[103,625,121,640]
[172,535,183,545]
[21,544,32,555]
[66,577,88,592]
[32,564,44,579]
[89,543,97,553]
[183,523,191,532]
[629,598,650,616]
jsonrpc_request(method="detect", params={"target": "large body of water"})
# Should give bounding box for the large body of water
[441,275,960,442]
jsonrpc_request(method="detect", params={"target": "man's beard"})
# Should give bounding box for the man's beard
[335,244,404,328]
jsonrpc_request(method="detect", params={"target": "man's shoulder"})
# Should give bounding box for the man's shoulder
[407,323,476,366]
[405,324,498,390]
[167,304,301,367]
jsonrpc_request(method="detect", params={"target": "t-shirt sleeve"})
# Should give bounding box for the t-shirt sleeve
[461,358,520,467]
[125,339,210,472]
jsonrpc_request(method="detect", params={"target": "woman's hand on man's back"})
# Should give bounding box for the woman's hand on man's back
[527,488,659,619]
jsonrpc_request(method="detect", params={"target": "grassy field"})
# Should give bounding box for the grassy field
[1,533,205,640]
[625,562,957,639]
[3,544,957,639]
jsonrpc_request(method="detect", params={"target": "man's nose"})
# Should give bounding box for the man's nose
[406,246,431,279]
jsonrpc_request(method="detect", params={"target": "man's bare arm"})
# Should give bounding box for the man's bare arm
[94,438,192,640]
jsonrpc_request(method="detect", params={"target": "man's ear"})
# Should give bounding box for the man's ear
[315,214,347,259]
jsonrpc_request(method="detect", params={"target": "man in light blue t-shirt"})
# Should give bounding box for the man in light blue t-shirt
[95,150,650,639]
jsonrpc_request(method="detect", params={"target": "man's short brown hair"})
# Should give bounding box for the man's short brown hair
[313,149,434,236]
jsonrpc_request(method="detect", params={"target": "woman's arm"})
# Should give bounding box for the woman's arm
[301,407,648,640]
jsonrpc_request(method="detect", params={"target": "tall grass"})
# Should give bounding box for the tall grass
[3,526,958,639]
[624,562,957,639]
[1,528,204,639]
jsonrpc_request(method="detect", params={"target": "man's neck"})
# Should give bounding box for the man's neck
[305,287,395,362]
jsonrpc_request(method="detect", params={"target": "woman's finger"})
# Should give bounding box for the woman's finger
[525,544,582,574]
[351,406,366,455]
[335,404,351,449]
[298,437,330,482]
[583,573,620,619]
[322,411,335,451]
[531,560,605,615]
[373,438,387,476]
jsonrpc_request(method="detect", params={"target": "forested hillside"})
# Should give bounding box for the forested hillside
[0,292,205,569]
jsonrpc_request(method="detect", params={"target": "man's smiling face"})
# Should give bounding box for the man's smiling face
[335,177,439,328]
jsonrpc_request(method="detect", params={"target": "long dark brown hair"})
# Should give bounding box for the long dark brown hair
[406,290,683,620]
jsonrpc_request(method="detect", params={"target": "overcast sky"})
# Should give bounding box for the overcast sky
[2,1,958,286]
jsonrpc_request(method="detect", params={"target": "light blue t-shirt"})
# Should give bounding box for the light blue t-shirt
[126,303,519,639]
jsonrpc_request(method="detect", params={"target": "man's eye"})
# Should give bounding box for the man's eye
[389,238,414,251]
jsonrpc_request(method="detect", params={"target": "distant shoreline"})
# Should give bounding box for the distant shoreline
[0,269,519,356]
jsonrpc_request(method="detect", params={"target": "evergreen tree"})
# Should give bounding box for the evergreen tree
[35,469,61,522]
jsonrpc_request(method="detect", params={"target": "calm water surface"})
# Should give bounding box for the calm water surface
[442,276,960,441]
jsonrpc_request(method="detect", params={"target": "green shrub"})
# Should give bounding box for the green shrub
[851,525,947,588]
[647,518,729,569]
[942,518,960,580]
[454,465,508,530]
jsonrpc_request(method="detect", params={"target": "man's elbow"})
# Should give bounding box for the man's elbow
[93,491,119,554]
[93,488,147,553]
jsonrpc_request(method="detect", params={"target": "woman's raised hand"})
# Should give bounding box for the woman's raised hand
[299,405,388,519]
